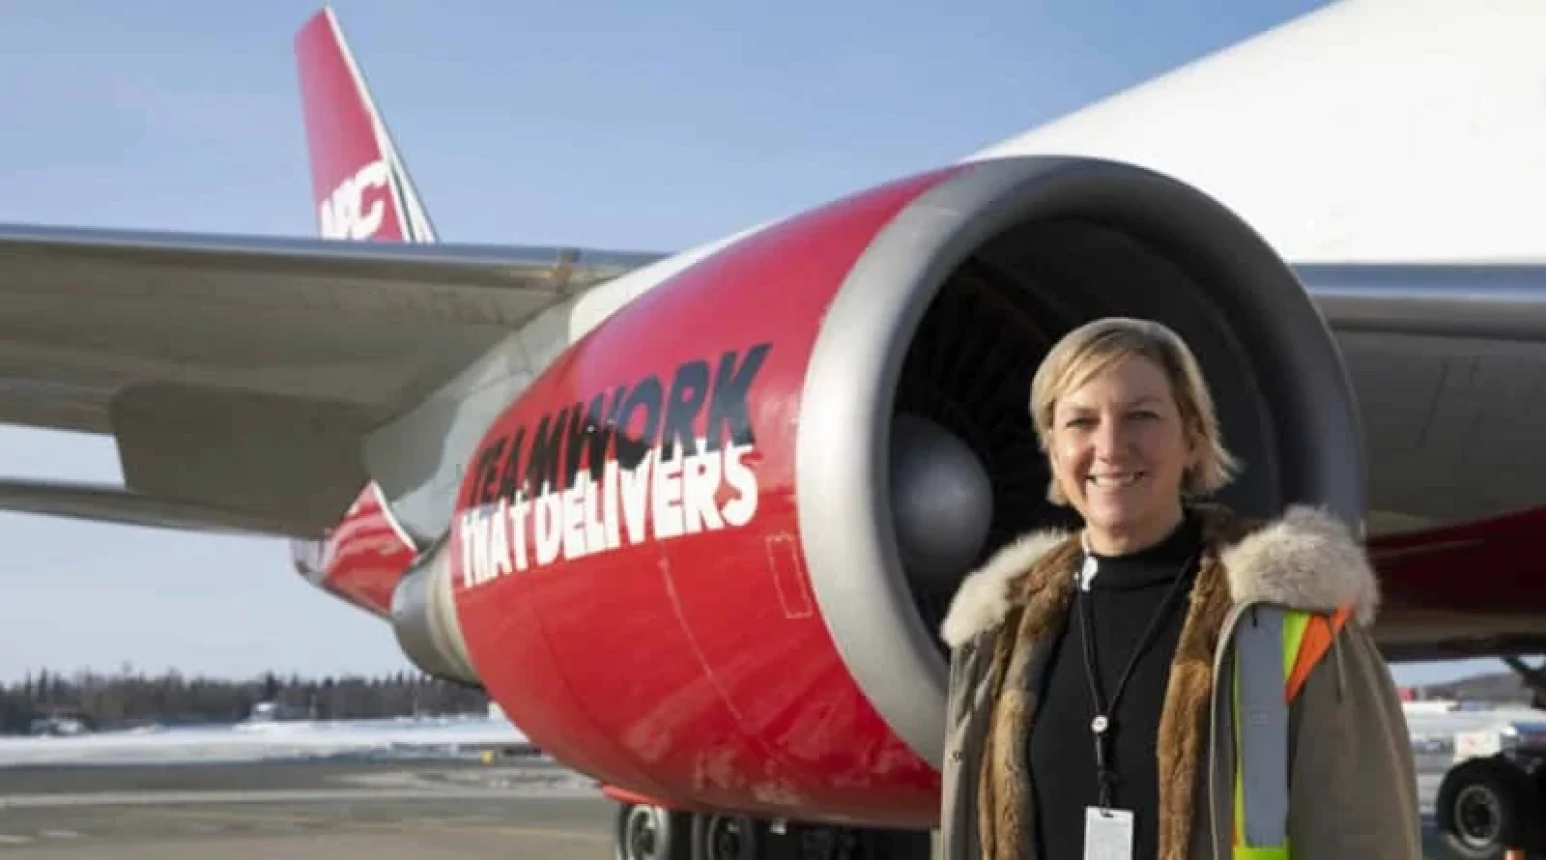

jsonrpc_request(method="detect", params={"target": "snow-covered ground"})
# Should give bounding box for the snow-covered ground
[4,703,1543,769]
[1402,703,1546,748]
[0,716,528,767]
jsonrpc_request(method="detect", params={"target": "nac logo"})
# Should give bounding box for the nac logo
[319,159,391,240]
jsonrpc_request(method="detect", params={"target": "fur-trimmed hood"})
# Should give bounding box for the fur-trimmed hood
[940,503,1378,649]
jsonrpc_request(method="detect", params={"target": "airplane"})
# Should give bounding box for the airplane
[5,1,1546,857]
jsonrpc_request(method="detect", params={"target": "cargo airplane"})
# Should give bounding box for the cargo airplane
[5,2,1546,858]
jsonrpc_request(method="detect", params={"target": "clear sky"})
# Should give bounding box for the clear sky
[0,0,1502,687]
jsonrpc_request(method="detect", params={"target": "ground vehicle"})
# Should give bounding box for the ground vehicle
[1432,660,1546,860]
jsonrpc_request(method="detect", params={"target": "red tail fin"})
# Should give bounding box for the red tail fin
[294,7,436,243]
[290,8,425,588]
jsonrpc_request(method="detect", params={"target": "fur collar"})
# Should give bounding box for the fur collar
[940,503,1378,649]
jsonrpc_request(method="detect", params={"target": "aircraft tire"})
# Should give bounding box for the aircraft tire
[615,802,691,860]
[691,812,761,860]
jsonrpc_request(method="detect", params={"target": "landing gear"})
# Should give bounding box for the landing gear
[614,802,691,860]
[784,825,931,860]
[692,813,760,860]
[610,803,931,860]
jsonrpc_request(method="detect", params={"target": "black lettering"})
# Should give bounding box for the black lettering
[661,360,711,458]
[705,343,770,451]
[473,436,506,505]
[613,376,664,470]
[586,385,629,481]
[525,407,570,496]
[496,426,527,501]
[560,398,595,491]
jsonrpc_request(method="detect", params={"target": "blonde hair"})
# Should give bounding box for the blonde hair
[1029,317,1239,505]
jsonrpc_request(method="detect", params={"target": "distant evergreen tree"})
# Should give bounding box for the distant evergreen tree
[0,668,489,735]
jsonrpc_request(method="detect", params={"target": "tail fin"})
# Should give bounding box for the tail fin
[290,7,427,584]
[294,7,436,243]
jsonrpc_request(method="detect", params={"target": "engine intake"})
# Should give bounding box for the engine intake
[795,155,1365,769]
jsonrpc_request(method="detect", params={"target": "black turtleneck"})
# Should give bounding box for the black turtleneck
[1026,508,1203,860]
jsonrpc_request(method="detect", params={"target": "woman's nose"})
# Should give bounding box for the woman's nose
[1093,419,1124,455]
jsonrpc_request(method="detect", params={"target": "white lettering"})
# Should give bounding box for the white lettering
[681,448,723,534]
[489,497,513,578]
[509,494,530,572]
[459,510,479,588]
[468,509,492,586]
[602,460,622,551]
[620,450,651,544]
[455,438,764,589]
[581,473,606,553]
[721,444,758,527]
[318,159,390,240]
[651,448,685,540]
[534,492,563,566]
[561,482,588,561]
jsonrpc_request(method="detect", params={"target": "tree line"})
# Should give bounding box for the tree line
[0,667,490,735]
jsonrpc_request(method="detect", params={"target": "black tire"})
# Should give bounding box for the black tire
[691,812,761,860]
[789,824,932,860]
[615,802,692,860]
[1435,757,1545,859]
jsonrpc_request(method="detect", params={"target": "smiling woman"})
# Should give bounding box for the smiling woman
[938,316,1422,860]
[1031,316,1237,556]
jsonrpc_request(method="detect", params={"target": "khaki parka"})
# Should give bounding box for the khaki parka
[937,503,1422,860]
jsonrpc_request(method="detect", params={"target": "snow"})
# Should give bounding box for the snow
[0,716,527,767]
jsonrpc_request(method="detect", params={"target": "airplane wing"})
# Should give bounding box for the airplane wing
[0,224,657,536]
[1302,262,1546,532]
[1290,262,1546,663]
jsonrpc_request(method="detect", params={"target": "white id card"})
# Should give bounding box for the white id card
[1084,807,1134,860]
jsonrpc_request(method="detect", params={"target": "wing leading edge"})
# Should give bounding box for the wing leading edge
[0,224,659,536]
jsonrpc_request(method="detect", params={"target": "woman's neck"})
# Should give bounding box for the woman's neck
[1084,504,1186,557]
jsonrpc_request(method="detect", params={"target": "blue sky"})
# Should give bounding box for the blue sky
[0,0,1499,687]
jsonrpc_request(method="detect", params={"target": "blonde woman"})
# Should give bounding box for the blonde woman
[938,317,1420,860]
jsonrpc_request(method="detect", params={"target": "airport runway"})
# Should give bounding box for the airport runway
[0,758,614,859]
[0,754,1469,858]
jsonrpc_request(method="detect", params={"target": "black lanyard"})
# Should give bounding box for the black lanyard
[1076,549,1198,809]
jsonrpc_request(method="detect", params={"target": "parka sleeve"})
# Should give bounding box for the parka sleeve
[1287,621,1423,858]
[939,636,988,860]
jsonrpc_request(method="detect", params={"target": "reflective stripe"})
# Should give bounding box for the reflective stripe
[1230,603,1352,858]
[1234,606,1291,850]
[1285,604,1352,701]
[1281,612,1311,681]
[1234,848,1289,860]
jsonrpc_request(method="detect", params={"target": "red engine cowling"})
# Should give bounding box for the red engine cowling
[292,482,415,619]
[401,156,1367,828]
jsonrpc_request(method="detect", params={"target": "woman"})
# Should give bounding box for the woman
[938,317,1420,860]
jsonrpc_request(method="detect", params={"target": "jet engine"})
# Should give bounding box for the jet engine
[410,155,1365,829]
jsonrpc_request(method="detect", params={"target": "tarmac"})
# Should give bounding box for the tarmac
[0,758,614,859]
[0,753,1474,858]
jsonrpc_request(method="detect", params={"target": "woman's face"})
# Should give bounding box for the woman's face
[1047,355,1198,552]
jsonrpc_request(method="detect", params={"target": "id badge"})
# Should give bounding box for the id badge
[1084,807,1134,860]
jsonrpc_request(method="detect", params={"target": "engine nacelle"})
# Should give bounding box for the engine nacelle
[445,156,1365,828]
[390,537,479,688]
[291,482,482,690]
[292,482,416,620]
